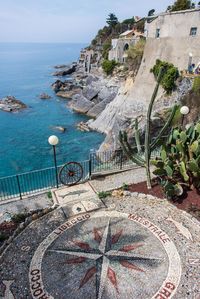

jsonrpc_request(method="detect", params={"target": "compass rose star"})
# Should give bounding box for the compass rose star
[49,220,163,298]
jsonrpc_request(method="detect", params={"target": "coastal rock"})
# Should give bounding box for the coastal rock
[86,75,99,85]
[98,86,118,101]
[69,94,94,113]
[53,64,77,76]
[87,93,117,118]
[39,93,51,99]
[51,126,66,133]
[56,89,81,99]
[51,80,79,93]
[51,80,65,92]
[76,121,90,132]
[54,64,68,69]
[0,96,27,112]
[82,86,100,101]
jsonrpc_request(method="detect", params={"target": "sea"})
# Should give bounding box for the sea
[0,43,104,178]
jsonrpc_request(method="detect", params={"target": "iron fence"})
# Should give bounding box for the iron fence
[0,147,161,202]
[0,160,89,202]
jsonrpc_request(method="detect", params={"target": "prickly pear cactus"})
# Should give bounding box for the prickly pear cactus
[152,122,200,198]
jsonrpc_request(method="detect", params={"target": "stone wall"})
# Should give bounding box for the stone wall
[146,9,200,39]
[108,38,139,63]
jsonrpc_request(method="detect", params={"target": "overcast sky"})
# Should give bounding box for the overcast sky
[0,0,175,43]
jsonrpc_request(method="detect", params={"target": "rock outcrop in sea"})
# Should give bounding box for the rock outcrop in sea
[39,93,51,99]
[0,96,27,112]
[52,64,77,76]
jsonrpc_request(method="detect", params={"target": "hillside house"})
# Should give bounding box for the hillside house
[108,29,144,63]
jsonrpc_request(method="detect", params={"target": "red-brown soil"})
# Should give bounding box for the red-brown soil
[129,180,200,221]
[0,221,18,246]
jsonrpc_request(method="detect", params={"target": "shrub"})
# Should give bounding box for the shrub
[11,212,27,224]
[102,42,112,59]
[127,39,145,73]
[151,59,179,94]
[171,0,193,11]
[102,59,117,75]
[192,77,200,95]
[47,191,52,199]
[98,191,112,199]
[121,183,129,191]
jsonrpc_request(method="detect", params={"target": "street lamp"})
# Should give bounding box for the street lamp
[48,135,59,188]
[188,53,193,73]
[180,106,190,127]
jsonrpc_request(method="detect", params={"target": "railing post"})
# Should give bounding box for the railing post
[16,175,22,200]
[88,153,92,179]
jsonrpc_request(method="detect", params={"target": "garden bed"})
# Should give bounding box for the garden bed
[129,179,200,221]
[0,207,54,254]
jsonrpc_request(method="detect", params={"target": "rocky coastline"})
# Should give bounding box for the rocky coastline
[51,62,123,133]
[0,96,27,112]
[51,46,193,152]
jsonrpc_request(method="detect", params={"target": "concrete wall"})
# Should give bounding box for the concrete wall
[146,9,200,39]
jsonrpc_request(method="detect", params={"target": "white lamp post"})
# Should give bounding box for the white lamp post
[180,106,190,127]
[48,135,59,188]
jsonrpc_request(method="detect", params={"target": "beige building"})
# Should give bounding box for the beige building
[108,29,144,63]
[144,8,200,71]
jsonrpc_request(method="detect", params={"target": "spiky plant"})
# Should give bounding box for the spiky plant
[119,67,178,189]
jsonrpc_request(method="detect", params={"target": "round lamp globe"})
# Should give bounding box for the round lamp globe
[48,135,59,146]
[180,106,190,115]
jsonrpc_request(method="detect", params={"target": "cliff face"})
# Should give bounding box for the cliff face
[88,32,200,149]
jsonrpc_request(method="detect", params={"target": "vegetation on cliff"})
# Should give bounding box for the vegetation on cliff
[127,39,146,74]
[102,60,118,75]
[90,13,145,55]
[151,60,179,94]
[168,0,196,12]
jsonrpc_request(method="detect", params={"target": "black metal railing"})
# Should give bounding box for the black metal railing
[0,147,161,202]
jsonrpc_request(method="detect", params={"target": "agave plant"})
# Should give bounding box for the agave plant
[152,123,200,198]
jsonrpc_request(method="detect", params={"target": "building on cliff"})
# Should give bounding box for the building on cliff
[108,29,144,63]
[145,8,200,72]
[79,48,101,73]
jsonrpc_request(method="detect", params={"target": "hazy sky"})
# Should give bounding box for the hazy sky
[0,0,175,43]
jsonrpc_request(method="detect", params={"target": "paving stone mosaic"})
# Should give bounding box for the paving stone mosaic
[0,195,200,299]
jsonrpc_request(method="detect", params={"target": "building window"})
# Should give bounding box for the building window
[155,28,160,38]
[123,44,129,51]
[190,27,197,36]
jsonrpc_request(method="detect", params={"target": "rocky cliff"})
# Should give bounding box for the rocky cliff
[88,36,196,150]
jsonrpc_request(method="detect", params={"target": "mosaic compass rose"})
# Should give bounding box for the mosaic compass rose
[29,211,182,299]
[49,220,162,298]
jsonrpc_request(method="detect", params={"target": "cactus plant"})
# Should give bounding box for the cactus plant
[152,122,200,198]
[119,67,178,189]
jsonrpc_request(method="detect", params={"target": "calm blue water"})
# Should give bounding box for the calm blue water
[0,43,104,178]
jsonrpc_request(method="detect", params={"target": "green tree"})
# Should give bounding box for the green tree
[122,16,135,26]
[171,0,192,11]
[106,13,118,27]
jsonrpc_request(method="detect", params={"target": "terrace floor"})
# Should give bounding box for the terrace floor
[0,170,200,298]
